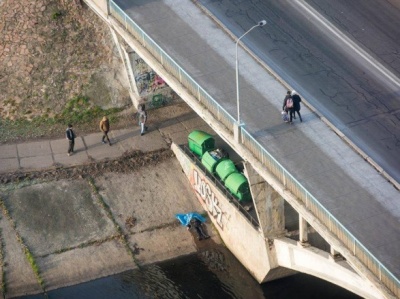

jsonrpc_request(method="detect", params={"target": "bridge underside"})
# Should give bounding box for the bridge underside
[172,143,383,299]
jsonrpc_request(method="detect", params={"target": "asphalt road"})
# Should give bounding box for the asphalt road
[197,0,400,184]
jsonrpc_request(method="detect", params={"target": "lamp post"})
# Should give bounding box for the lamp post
[235,20,267,133]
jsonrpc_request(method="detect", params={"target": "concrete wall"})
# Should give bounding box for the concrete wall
[87,0,108,17]
[274,238,383,299]
[244,162,285,238]
[171,143,386,298]
[172,143,295,283]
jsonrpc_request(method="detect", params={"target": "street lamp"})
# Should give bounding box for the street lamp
[235,20,267,127]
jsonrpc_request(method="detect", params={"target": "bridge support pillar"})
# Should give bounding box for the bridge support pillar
[242,162,296,282]
[243,162,285,237]
[329,247,344,262]
[298,216,310,247]
[109,27,138,106]
[108,27,176,110]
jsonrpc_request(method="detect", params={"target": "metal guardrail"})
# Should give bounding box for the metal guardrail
[181,145,259,228]
[109,1,399,296]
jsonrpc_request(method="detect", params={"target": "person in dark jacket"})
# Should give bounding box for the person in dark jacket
[100,116,111,145]
[291,90,302,122]
[187,218,210,240]
[282,90,294,123]
[66,124,75,156]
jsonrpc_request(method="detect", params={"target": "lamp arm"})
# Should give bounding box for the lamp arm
[237,24,259,45]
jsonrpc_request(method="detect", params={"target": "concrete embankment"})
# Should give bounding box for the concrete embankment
[0,103,223,297]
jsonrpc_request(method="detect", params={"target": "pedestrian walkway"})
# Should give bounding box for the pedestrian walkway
[0,104,210,174]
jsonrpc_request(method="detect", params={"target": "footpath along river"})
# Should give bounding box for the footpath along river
[20,246,360,299]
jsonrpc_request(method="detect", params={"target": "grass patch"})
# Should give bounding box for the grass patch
[0,96,124,143]
[58,96,121,125]
[52,10,63,20]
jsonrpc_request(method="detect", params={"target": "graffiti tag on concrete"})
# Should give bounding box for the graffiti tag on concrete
[193,169,223,228]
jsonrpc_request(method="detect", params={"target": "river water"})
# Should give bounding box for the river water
[19,246,360,299]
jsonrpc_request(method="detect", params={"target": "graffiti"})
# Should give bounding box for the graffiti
[134,70,167,95]
[193,170,223,228]
[133,53,167,95]
[135,58,145,65]
[135,70,156,94]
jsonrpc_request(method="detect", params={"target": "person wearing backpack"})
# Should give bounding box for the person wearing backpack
[282,90,294,123]
[291,90,302,122]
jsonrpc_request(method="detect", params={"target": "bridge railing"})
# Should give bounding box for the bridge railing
[109,1,399,296]
[240,122,399,297]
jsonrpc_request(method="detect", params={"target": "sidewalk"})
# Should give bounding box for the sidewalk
[0,103,211,174]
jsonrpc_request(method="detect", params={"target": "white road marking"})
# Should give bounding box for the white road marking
[294,0,400,88]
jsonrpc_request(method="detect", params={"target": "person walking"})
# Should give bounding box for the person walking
[138,104,148,136]
[291,90,303,122]
[282,90,294,123]
[66,124,75,156]
[99,116,111,145]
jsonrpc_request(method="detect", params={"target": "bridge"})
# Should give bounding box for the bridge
[84,0,400,298]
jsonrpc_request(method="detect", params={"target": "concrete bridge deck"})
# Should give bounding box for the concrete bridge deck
[112,0,400,283]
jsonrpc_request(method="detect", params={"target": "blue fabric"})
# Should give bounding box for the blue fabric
[175,212,206,226]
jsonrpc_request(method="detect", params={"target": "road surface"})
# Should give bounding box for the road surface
[197,0,400,184]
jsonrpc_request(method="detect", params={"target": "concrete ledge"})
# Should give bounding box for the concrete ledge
[130,226,198,266]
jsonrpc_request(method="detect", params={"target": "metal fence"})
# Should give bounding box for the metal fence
[181,145,259,228]
[109,1,399,296]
